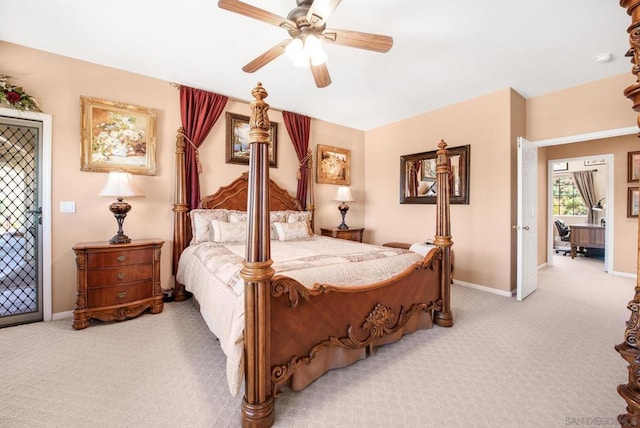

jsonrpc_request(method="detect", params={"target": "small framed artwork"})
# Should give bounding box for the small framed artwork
[584,158,606,167]
[553,162,568,172]
[317,144,351,185]
[80,96,157,175]
[225,112,278,167]
[629,187,640,218]
[628,151,640,182]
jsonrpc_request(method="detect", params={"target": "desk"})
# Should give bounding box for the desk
[570,224,605,259]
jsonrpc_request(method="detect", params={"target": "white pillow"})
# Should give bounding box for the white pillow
[273,221,312,241]
[228,210,248,223]
[286,210,313,234]
[230,211,289,240]
[211,220,247,243]
[189,209,229,244]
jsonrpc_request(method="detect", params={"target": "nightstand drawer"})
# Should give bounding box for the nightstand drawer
[87,282,153,307]
[86,248,153,268]
[86,264,153,287]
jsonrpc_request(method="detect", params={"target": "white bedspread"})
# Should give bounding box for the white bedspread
[176,235,424,396]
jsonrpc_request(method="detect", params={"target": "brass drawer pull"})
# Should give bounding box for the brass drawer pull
[117,291,127,299]
[116,272,126,280]
[117,255,126,262]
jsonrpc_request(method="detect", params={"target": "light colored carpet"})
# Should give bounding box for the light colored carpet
[0,255,633,427]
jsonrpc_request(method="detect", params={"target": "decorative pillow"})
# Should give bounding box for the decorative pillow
[228,211,248,223]
[286,210,313,235]
[189,209,229,244]
[273,221,312,241]
[211,220,247,243]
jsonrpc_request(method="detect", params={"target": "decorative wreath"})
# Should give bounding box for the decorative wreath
[0,74,41,112]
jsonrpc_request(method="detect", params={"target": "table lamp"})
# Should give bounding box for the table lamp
[333,186,354,230]
[592,197,605,211]
[98,171,143,244]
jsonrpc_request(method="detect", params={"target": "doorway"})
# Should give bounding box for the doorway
[0,116,43,327]
[546,153,613,273]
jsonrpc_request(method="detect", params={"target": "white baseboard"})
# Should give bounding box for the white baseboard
[51,311,73,321]
[612,271,638,279]
[453,279,514,297]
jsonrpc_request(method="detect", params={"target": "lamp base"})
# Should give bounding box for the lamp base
[337,203,349,230]
[108,199,132,245]
[109,233,131,245]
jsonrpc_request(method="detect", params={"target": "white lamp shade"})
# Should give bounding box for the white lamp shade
[98,171,143,198]
[333,186,354,203]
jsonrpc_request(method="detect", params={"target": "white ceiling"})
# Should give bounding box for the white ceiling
[0,0,632,130]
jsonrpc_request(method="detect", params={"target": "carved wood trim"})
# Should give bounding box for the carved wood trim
[618,2,640,426]
[270,248,441,308]
[271,299,441,396]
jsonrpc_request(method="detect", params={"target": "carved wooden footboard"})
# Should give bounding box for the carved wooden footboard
[269,246,444,395]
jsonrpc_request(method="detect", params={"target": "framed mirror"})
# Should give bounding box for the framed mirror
[400,144,470,204]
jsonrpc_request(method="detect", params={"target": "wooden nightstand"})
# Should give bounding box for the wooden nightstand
[320,227,364,243]
[72,239,164,329]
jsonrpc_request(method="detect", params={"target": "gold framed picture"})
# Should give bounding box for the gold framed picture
[317,144,351,185]
[628,151,640,183]
[225,112,278,167]
[80,96,157,175]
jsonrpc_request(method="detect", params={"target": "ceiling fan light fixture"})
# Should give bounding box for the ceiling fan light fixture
[304,34,327,66]
[286,37,304,59]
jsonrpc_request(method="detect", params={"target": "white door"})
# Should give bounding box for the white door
[517,137,537,301]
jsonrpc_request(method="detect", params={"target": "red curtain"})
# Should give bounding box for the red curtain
[180,86,228,209]
[283,111,311,208]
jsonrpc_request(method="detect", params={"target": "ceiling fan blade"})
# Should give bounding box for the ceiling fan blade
[310,63,331,88]
[306,0,341,28]
[322,28,393,53]
[242,40,291,73]
[218,0,297,31]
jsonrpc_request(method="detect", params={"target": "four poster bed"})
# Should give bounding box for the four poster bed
[171,83,454,427]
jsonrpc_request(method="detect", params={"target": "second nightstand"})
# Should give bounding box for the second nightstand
[320,227,364,243]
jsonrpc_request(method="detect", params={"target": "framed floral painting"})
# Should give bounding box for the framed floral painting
[80,96,157,175]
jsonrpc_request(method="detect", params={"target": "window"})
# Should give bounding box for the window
[552,174,588,216]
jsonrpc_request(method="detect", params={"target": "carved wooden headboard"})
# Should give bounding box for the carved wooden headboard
[200,172,303,211]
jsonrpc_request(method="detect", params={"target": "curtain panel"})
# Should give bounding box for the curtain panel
[571,170,597,224]
[180,86,228,209]
[283,111,311,208]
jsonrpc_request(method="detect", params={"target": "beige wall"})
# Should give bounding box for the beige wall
[527,73,638,141]
[1,41,364,314]
[364,89,518,292]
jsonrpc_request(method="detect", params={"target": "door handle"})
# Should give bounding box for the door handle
[26,207,42,225]
[523,226,530,230]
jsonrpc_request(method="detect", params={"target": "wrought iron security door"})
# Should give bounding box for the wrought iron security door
[0,117,43,327]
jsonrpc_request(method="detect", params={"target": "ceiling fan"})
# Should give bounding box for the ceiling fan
[218,0,393,88]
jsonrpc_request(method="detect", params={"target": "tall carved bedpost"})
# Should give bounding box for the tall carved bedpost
[305,149,315,230]
[240,83,276,428]
[618,2,640,426]
[172,127,190,301]
[433,140,454,327]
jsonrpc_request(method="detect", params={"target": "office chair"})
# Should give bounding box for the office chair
[554,220,571,256]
